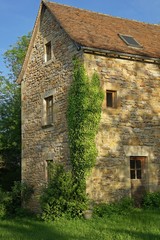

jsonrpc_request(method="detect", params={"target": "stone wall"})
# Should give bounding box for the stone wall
[84,53,160,203]
[22,7,160,210]
[21,7,82,211]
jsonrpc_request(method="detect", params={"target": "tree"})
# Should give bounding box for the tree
[0,33,31,190]
[3,33,31,80]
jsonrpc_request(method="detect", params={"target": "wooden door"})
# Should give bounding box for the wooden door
[130,156,147,205]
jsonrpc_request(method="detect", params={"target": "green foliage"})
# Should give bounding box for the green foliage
[67,59,104,180]
[0,79,21,153]
[40,163,87,222]
[142,191,160,209]
[0,182,33,218]
[0,78,21,189]
[3,32,31,80]
[10,182,34,213]
[0,188,12,218]
[0,204,6,219]
[94,197,134,217]
[0,33,31,190]
[1,210,160,240]
[40,60,103,221]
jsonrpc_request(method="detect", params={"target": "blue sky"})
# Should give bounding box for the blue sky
[0,0,159,76]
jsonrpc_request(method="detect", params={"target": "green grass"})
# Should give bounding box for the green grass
[0,210,160,240]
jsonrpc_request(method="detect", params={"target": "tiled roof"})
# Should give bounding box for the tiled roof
[46,1,160,59]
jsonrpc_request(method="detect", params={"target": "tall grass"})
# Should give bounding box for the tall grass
[0,210,160,240]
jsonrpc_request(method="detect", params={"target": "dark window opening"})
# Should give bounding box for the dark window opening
[45,96,53,125]
[130,157,142,179]
[119,34,142,48]
[106,90,117,108]
[46,160,53,182]
[45,41,51,61]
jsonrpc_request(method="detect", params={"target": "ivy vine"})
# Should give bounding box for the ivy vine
[40,59,104,220]
[67,59,104,182]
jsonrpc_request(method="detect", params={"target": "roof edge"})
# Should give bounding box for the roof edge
[81,46,160,64]
[17,0,79,84]
[17,1,45,84]
[47,1,159,26]
[17,1,160,84]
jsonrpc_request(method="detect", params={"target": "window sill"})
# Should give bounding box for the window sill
[43,58,55,66]
[42,123,54,129]
[103,107,121,116]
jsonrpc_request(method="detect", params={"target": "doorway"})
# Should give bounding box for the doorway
[130,156,147,205]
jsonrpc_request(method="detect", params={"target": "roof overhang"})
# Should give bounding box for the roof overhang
[80,46,160,64]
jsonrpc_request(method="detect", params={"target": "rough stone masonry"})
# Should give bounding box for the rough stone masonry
[20,5,160,211]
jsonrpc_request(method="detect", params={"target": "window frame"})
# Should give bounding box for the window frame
[44,35,54,63]
[45,96,53,125]
[130,156,144,180]
[45,41,52,62]
[106,90,117,108]
[41,89,56,127]
[46,159,53,183]
[119,34,142,48]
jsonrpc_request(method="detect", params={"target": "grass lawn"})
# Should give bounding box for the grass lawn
[0,210,160,240]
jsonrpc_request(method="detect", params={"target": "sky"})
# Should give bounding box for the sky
[0,0,160,76]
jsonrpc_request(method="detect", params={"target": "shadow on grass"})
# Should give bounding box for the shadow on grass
[0,218,92,240]
[0,211,160,240]
[0,219,70,240]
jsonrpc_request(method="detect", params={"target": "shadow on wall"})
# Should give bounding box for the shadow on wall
[87,58,160,203]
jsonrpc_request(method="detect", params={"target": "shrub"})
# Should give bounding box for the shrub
[11,182,33,206]
[94,197,134,217]
[40,163,88,222]
[142,191,160,209]
[0,204,7,218]
[0,182,33,218]
[41,61,104,222]
[0,188,12,218]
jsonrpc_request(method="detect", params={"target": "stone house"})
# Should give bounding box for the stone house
[17,0,160,211]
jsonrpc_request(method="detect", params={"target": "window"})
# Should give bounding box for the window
[106,90,117,108]
[130,157,142,179]
[45,96,53,125]
[45,41,52,62]
[119,34,142,48]
[42,89,55,127]
[46,160,53,182]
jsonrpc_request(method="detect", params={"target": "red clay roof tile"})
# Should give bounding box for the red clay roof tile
[46,1,160,59]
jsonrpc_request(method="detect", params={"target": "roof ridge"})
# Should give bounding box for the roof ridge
[47,0,159,26]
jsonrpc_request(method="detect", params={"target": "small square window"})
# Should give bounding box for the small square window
[45,41,52,62]
[45,96,53,125]
[106,90,117,108]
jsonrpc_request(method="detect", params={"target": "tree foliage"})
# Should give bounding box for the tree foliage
[0,78,21,163]
[0,33,31,190]
[3,33,31,80]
